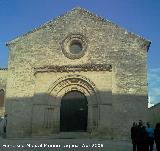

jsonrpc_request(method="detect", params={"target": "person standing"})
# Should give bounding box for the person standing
[146,122,154,151]
[131,122,138,151]
[0,117,3,136]
[2,114,7,138]
[154,123,160,151]
[136,120,147,151]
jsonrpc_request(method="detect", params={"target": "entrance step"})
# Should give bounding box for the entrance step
[51,132,90,139]
[32,132,91,139]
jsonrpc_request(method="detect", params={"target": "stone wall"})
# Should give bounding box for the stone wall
[0,69,7,116]
[5,8,150,138]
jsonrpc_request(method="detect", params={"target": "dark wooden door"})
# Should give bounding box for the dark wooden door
[60,90,88,132]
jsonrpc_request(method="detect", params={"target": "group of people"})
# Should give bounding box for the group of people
[131,120,160,151]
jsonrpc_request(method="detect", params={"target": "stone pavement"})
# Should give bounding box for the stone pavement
[0,137,157,151]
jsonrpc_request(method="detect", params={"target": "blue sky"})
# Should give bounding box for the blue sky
[0,0,160,105]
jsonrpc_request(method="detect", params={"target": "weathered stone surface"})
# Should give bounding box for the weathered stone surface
[0,69,7,89]
[2,8,151,139]
[0,68,7,116]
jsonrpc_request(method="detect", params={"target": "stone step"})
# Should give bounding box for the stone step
[32,132,90,139]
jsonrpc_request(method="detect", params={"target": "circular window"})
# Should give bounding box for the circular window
[70,40,83,54]
[62,34,87,59]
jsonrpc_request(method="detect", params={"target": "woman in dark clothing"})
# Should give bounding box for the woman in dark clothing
[154,123,160,151]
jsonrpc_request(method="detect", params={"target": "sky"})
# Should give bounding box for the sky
[0,0,160,106]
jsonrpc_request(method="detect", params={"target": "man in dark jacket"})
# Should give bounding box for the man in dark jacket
[131,122,138,151]
[136,120,148,151]
[154,123,160,151]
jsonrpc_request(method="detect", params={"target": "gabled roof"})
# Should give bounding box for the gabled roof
[6,7,151,46]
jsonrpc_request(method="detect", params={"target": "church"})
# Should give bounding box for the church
[0,8,151,139]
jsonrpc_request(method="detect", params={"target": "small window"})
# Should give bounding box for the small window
[0,89,5,107]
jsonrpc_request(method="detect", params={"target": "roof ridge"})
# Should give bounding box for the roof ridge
[6,7,151,46]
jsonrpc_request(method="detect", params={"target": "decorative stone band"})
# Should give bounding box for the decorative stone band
[0,68,8,70]
[34,64,112,74]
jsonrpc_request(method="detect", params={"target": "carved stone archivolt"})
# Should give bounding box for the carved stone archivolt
[48,74,97,98]
[48,74,99,129]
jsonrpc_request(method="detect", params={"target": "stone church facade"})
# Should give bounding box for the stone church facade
[0,8,151,139]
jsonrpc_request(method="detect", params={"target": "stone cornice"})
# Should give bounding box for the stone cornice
[34,64,112,74]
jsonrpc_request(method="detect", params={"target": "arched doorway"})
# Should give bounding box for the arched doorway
[60,90,88,132]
